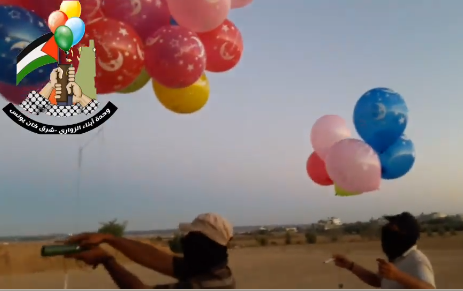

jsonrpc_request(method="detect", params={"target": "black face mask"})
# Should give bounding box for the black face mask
[181,232,228,276]
[381,226,417,261]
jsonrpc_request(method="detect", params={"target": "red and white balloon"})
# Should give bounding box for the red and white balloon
[79,0,105,23]
[198,19,243,72]
[101,0,170,42]
[77,18,145,94]
[144,26,206,88]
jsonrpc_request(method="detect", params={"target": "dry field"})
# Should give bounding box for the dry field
[0,234,461,289]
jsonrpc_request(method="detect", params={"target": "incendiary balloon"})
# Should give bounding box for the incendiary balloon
[325,138,381,193]
[166,0,230,32]
[75,18,144,94]
[334,184,361,197]
[153,74,209,114]
[231,0,252,9]
[306,152,333,186]
[118,69,151,94]
[353,88,408,153]
[145,26,206,88]
[101,0,170,42]
[311,115,351,160]
[198,19,243,72]
[379,135,415,180]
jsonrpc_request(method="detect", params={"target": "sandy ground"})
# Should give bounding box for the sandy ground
[0,236,461,289]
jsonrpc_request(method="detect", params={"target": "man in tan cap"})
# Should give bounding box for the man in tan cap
[64,213,236,289]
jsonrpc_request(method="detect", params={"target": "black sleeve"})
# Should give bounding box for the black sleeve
[172,256,189,280]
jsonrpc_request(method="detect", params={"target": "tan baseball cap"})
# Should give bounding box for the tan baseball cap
[179,213,233,246]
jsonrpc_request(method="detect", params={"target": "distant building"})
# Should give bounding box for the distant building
[417,212,447,222]
[316,217,343,230]
[285,227,297,233]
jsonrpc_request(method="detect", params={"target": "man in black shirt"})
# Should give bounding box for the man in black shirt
[65,213,235,288]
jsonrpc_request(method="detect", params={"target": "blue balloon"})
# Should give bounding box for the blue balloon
[353,88,408,153]
[379,135,415,180]
[170,17,178,26]
[65,17,85,46]
[0,6,55,87]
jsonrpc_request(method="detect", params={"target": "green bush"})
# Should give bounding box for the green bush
[97,219,127,237]
[256,236,268,246]
[305,232,317,244]
[168,233,184,254]
[285,232,292,245]
[437,227,446,236]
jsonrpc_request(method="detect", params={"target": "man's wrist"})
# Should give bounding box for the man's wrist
[102,233,115,244]
[393,269,407,283]
[348,261,355,271]
[101,255,116,266]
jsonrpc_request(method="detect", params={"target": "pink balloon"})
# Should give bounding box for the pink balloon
[0,81,40,105]
[231,0,252,8]
[311,115,351,160]
[166,0,231,32]
[325,138,381,193]
[101,0,170,42]
[145,26,206,88]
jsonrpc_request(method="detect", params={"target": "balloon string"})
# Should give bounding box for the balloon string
[63,259,68,289]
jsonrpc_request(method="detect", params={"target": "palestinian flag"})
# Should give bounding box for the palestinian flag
[16,32,59,85]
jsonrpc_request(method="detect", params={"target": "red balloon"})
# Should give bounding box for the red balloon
[80,0,105,23]
[48,10,68,33]
[0,0,27,7]
[0,81,42,105]
[306,152,333,186]
[145,26,206,88]
[198,19,243,72]
[101,0,170,42]
[25,0,62,20]
[75,18,144,94]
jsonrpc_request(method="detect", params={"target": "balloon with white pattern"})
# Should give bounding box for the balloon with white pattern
[101,0,171,42]
[144,25,206,88]
[76,18,144,94]
[198,19,243,72]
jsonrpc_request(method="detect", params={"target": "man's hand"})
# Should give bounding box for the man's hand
[66,82,83,104]
[333,254,353,269]
[377,258,401,281]
[65,246,112,267]
[65,232,112,247]
[49,67,64,87]
[68,66,75,82]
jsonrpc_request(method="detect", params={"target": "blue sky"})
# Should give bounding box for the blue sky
[1,0,463,236]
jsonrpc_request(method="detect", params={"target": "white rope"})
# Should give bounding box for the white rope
[64,126,105,289]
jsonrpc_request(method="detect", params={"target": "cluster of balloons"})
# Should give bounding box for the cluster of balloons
[0,0,251,109]
[48,1,85,52]
[306,88,415,196]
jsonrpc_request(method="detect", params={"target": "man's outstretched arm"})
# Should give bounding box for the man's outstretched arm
[101,257,148,289]
[104,236,177,278]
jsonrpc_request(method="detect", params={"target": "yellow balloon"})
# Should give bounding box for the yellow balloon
[118,68,151,94]
[152,74,209,114]
[60,0,81,18]
[334,184,361,197]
